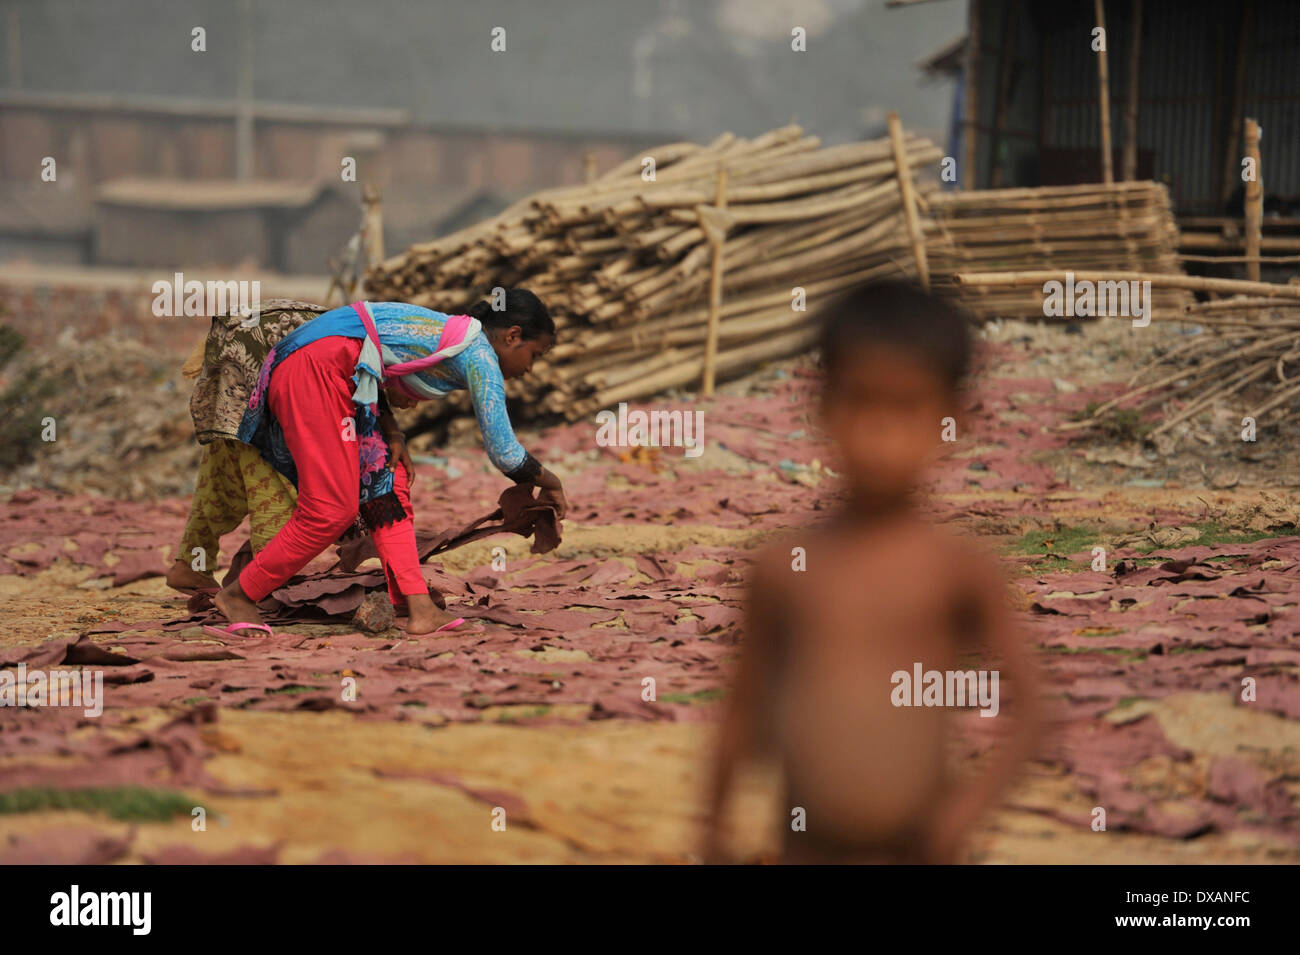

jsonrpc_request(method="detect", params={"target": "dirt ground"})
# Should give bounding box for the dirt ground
[2,316,1299,864]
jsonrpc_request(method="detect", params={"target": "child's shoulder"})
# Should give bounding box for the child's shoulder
[906,518,1000,569]
[750,527,817,584]
[914,522,1012,601]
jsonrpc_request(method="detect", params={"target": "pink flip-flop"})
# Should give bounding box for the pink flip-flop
[202,622,276,639]
[434,617,466,632]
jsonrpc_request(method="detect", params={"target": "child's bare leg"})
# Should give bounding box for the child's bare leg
[166,559,218,592]
[214,578,265,626]
[404,592,460,635]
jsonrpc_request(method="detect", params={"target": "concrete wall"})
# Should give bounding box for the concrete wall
[95,205,271,270]
[0,102,653,193]
[0,233,89,266]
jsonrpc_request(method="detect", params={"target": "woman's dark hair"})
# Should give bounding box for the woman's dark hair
[468,288,555,341]
[817,280,972,391]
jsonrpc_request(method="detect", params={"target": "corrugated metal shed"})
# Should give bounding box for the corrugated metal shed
[959,0,1299,214]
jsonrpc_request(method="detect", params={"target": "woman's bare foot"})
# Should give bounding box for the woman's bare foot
[166,560,218,594]
[404,593,462,635]
[213,579,265,626]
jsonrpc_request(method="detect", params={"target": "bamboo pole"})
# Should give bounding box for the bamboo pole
[962,0,981,189]
[593,325,820,409]
[1185,297,1300,313]
[1180,234,1300,252]
[1122,0,1142,181]
[888,111,930,289]
[1244,118,1263,282]
[955,269,1300,300]
[1181,253,1300,264]
[701,164,728,397]
[362,184,385,265]
[1094,0,1114,184]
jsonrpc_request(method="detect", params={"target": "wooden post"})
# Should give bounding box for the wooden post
[887,111,930,289]
[6,6,21,88]
[701,165,728,397]
[1220,0,1253,205]
[1122,0,1142,181]
[354,184,385,299]
[584,152,597,184]
[362,184,385,266]
[1244,118,1263,282]
[234,0,254,180]
[1094,0,1113,184]
[962,0,981,189]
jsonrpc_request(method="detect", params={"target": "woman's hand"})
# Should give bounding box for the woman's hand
[384,436,416,488]
[535,468,568,519]
[384,385,420,410]
[377,405,416,486]
[383,427,416,487]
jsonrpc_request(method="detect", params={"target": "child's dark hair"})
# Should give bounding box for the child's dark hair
[468,288,555,341]
[817,280,972,391]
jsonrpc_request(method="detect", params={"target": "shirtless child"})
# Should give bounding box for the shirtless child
[703,281,1043,864]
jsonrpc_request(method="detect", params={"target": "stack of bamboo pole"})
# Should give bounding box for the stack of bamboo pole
[365,124,943,421]
[926,181,1194,319]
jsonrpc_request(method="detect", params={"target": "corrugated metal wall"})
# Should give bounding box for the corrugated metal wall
[972,0,1299,214]
[1243,0,1300,203]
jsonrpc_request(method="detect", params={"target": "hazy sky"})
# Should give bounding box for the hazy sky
[3,0,964,142]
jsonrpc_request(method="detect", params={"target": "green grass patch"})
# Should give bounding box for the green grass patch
[0,786,194,821]
[661,688,728,705]
[492,705,551,722]
[1191,522,1298,547]
[1044,646,1146,661]
[1005,526,1101,557]
[266,684,326,695]
[1011,522,1299,563]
